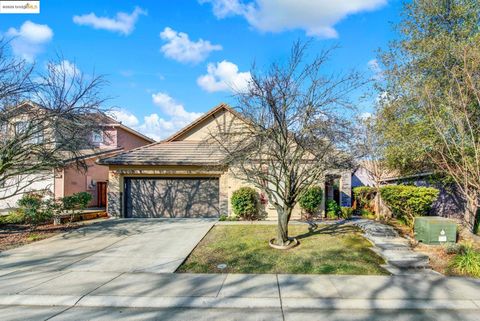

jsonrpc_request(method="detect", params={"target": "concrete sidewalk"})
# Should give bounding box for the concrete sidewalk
[0,271,479,310]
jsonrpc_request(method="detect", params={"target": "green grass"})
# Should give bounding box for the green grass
[178,224,387,275]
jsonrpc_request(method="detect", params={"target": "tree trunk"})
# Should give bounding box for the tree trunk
[465,194,479,233]
[276,206,293,246]
[374,186,381,221]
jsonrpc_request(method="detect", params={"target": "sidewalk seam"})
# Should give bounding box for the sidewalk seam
[215,273,228,297]
[276,274,285,321]
[73,272,125,307]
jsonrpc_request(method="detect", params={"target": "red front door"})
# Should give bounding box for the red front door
[97,182,107,207]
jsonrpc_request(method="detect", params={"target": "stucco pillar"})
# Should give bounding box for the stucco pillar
[219,172,229,216]
[107,170,122,217]
[339,171,352,207]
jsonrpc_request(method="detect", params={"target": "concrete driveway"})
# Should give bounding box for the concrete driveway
[0,218,216,275]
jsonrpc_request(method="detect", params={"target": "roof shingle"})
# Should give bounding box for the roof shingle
[97,140,225,166]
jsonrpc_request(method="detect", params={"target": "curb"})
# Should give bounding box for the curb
[0,294,478,310]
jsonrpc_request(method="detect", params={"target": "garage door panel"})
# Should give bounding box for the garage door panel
[125,178,219,218]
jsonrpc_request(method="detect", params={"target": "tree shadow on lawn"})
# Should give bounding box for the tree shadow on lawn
[293,221,359,241]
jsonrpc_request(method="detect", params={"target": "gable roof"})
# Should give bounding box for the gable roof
[164,103,242,142]
[97,103,240,166]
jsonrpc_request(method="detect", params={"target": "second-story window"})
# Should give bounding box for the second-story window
[0,122,7,136]
[15,121,28,135]
[92,130,104,144]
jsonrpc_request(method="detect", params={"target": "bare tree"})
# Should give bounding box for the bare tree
[0,44,108,200]
[211,42,365,247]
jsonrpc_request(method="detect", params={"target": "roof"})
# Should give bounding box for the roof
[6,101,155,144]
[97,140,225,166]
[98,103,246,166]
[61,148,124,163]
[164,103,242,142]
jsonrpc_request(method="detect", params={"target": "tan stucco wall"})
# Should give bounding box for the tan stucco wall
[173,109,245,141]
[104,165,350,220]
[106,165,228,217]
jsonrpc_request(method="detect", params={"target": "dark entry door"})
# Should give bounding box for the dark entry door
[124,177,220,218]
[97,182,107,207]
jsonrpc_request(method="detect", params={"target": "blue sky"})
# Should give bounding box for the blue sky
[1,0,402,140]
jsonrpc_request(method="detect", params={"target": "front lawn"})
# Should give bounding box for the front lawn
[178,223,388,275]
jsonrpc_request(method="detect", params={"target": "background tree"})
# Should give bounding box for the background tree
[212,42,364,246]
[0,40,108,200]
[357,114,391,219]
[375,0,480,232]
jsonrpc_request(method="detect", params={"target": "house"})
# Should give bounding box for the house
[352,165,466,220]
[98,103,352,219]
[0,103,155,212]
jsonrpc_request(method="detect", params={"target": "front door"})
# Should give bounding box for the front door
[97,182,107,207]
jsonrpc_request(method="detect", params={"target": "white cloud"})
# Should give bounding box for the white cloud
[49,60,79,77]
[73,6,146,35]
[152,92,203,121]
[368,59,383,80]
[108,109,140,128]
[5,21,53,62]
[359,112,373,120]
[160,27,222,63]
[107,94,204,141]
[200,0,387,38]
[134,93,203,140]
[197,60,251,93]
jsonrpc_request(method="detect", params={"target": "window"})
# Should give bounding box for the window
[92,130,103,144]
[15,121,28,135]
[0,122,7,136]
[31,128,44,144]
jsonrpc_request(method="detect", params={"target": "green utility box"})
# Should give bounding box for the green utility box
[414,217,457,244]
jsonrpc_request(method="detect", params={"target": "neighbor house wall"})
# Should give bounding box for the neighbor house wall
[0,171,55,213]
[116,127,153,150]
[62,158,109,207]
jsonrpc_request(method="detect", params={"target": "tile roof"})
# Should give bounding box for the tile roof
[97,140,225,166]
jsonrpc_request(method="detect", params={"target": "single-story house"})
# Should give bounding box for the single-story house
[99,104,353,219]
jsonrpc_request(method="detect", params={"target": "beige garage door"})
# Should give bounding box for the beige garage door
[124,177,220,218]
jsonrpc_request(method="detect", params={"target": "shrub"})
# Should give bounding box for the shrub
[448,243,480,278]
[62,192,93,211]
[219,214,228,221]
[379,185,439,227]
[445,243,468,255]
[326,200,341,219]
[231,187,259,220]
[17,193,51,225]
[299,186,323,215]
[359,209,376,219]
[353,186,376,210]
[0,210,26,225]
[340,207,354,219]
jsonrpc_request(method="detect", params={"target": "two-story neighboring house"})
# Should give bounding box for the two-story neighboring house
[0,103,155,212]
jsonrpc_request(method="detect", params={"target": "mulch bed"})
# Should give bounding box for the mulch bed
[0,223,81,252]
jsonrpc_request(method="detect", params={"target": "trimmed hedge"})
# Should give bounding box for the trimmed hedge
[379,185,439,227]
[299,186,323,215]
[231,187,259,220]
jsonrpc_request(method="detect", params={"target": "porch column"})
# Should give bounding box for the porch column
[339,171,352,207]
